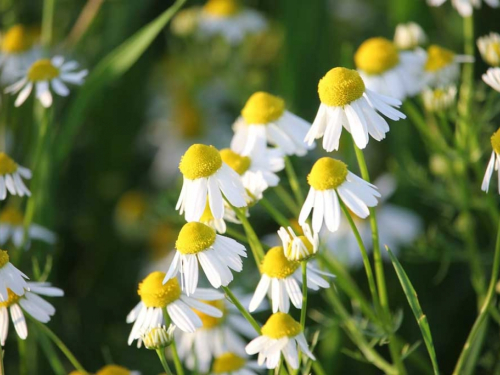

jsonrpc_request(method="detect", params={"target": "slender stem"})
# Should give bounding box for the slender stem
[162,308,185,375]
[273,185,300,216]
[64,0,105,48]
[156,349,174,375]
[284,157,304,206]
[224,227,249,245]
[300,262,308,328]
[41,0,56,47]
[18,336,28,375]
[222,286,261,334]
[259,196,293,228]
[312,361,327,375]
[453,217,500,375]
[0,341,4,375]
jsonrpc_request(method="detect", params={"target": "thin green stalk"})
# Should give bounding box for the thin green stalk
[41,0,56,47]
[224,227,249,245]
[259,196,293,228]
[312,361,327,375]
[300,262,308,328]
[453,217,500,375]
[156,349,173,375]
[222,286,261,334]
[0,341,4,375]
[284,157,304,205]
[273,185,300,216]
[18,336,28,375]
[162,308,185,375]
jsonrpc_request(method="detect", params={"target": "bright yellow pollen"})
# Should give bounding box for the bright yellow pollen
[491,129,500,154]
[425,45,455,72]
[0,206,24,225]
[308,157,348,191]
[96,365,131,375]
[318,68,365,107]
[219,149,251,175]
[212,352,246,373]
[0,153,18,175]
[138,272,181,308]
[179,144,222,180]
[241,92,285,125]
[194,299,225,329]
[1,25,34,53]
[0,250,9,268]
[0,289,21,308]
[261,246,300,279]
[28,59,60,82]
[176,222,216,255]
[261,312,302,339]
[354,37,400,75]
[203,0,240,17]
[285,235,314,259]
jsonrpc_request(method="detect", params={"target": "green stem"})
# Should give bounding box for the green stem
[0,342,4,375]
[284,157,304,206]
[259,196,293,228]
[222,286,261,334]
[41,0,56,47]
[312,361,327,375]
[453,217,500,375]
[224,227,249,245]
[18,336,28,375]
[156,349,173,375]
[273,185,300,216]
[300,262,308,328]
[162,308,185,375]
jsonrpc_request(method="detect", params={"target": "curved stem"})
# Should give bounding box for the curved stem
[162,308,185,375]
[41,0,56,47]
[273,185,300,216]
[259,196,293,228]
[156,349,173,375]
[284,157,304,206]
[222,286,261,334]
[300,262,308,328]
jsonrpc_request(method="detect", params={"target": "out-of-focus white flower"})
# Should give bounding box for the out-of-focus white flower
[483,67,500,92]
[477,32,500,67]
[0,250,28,302]
[394,22,427,50]
[482,128,500,194]
[423,45,473,88]
[427,0,499,17]
[0,153,31,200]
[210,352,261,375]
[422,85,457,112]
[278,224,318,261]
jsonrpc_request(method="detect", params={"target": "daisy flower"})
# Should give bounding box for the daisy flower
[0,250,29,302]
[210,352,261,375]
[200,200,229,234]
[299,157,381,233]
[249,246,330,313]
[354,37,424,100]
[164,222,247,295]
[245,313,315,370]
[177,144,247,222]
[482,128,500,193]
[305,67,405,151]
[127,271,223,345]
[483,67,500,92]
[0,206,56,249]
[423,45,473,88]
[278,224,318,261]
[422,85,457,112]
[231,91,313,156]
[6,56,88,108]
[477,32,500,67]
[427,0,499,17]
[198,0,267,45]
[141,325,175,350]
[393,22,427,51]
[0,281,63,345]
[95,365,141,375]
[0,153,31,200]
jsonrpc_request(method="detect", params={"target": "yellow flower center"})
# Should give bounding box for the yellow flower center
[212,352,246,373]
[354,37,400,75]
[285,235,314,259]
[138,272,181,308]
[261,312,302,339]
[0,206,24,225]
[307,157,348,191]
[425,45,455,72]
[261,246,300,279]
[28,59,60,82]
[0,153,18,175]
[176,222,216,255]
[203,0,240,17]
[241,92,285,125]
[0,250,9,268]
[219,149,251,175]
[179,144,222,180]
[1,25,34,53]
[116,191,147,223]
[0,289,21,308]
[200,200,215,223]
[96,365,131,375]
[194,299,225,329]
[491,129,500,154]
[318,68,365,107]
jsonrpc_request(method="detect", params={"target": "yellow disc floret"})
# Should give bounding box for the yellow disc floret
[176,222,216,254]
[138,272,181,308]
[0,153,18,175]
[194,299,225,329]
[491,129,500,154]
[261,246,300,279]
[1,25,35,53]
[219,149,251,175]
[212,352,246,373]
[425,45,455,72]
[241,92,285,125]
[0,250,9,268]
[179,144,222,180]
[0,206,24,225]
[0,289,21,308]
[28,59,60,82]
[261,312,302,339]
[354,37,400,75]
[318,68,365,107]
[96,365,131,375]
[203,0,240,17]
[308,157,348,191]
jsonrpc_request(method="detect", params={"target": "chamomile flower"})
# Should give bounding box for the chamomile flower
[0,281,63,345]
[164,222,247,295]
[200,201,229,233]
[305,68,405,151]
[0,250,29,301]
[245,313,315,370]
[355,37,424,100]
[231,92,313,156]
[0,206,56,249]
[177,144,247,222]
[95,365,140,375]
[0,153,31,200]
[249,246,330,313]
[278,224,318,261]
[299,157,380,233]
[210,352,261,375]
[141,325,175,350]
[477,32,500,66]
[198,0,267,45]
[423,45,473,88]
[6,56,88,108]
[482,129,500,193]
[422,85,457,112]
[394,22,427,51]
[127,272,223,345]
[427,0,499,17]
[483,67,500,92]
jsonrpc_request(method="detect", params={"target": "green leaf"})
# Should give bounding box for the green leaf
[55,0,187,162]
[36,329,66,375]
[386,246,440,375]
